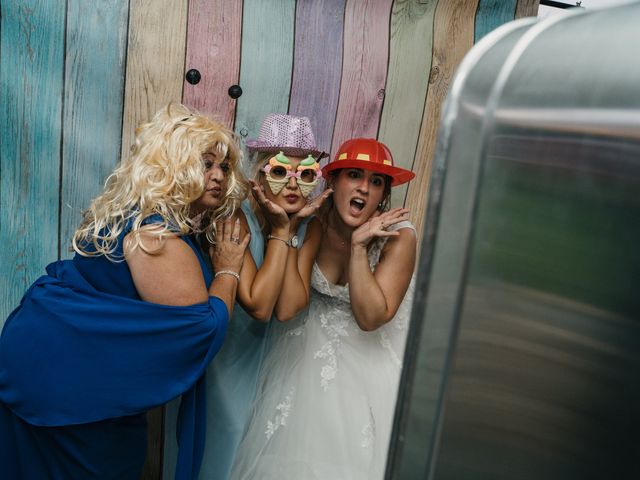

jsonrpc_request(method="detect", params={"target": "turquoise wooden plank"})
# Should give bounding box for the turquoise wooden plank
[60,0,129,258]
[474,0,518,43]
[288,0,347,157]
[234,0,295,154]
[331,0,394,158]
[183,0,242,128]
[0,0,66,322]
[378,0,438,208]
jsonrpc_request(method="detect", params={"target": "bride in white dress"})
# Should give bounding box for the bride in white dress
[230,138,417,480]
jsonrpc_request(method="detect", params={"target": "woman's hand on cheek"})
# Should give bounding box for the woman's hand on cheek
[250,180,289,231]
[351,207,409,248]
[290,187,333,229]
[210,216,250,274]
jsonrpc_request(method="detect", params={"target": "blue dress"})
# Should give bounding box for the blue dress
[0,216,228,480]
[163,202,310,480]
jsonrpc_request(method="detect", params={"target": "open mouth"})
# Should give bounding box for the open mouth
[350,198,365,211]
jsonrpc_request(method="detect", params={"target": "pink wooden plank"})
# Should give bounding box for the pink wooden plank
[183,0,242,128]
[288,0,347,157]
[330,0,394,158]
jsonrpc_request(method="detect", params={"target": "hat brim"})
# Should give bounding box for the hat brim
[322,160,415,186]
[245,140,328,159]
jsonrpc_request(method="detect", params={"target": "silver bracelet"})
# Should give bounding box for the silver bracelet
[214,270,240,282]
[267,234,289,246]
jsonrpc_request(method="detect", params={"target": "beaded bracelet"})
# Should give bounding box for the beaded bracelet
[214,270,240,282]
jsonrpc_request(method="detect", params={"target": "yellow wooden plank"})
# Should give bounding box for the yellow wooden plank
[515,0,540,18]
[120,0,188,162]
[405,0,480,247]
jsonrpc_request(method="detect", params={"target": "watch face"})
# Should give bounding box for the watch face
[290,235,299,248]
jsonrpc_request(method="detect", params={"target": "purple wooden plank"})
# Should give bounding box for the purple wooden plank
[330,0,394,158]
[183,0,242,128]
[288,0,347,158]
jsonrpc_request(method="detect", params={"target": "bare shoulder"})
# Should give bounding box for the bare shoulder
[304,217,323,242]
[124,230,208,306]
[381,225,417,261]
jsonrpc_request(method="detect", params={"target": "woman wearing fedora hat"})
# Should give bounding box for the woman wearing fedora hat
[230,138,417,480]
[197,114,332,480]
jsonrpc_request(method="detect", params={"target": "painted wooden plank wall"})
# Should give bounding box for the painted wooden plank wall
[60,1,129,258]
[330,0,394,158]
[474,0,518,42]
[0,0,66,322]
[405,0,481,246]
[234,0,296,155]
[1,1,546,474]
[183,0,242,127]
[120,0,188,162]
[378,0,438,208]
[288,0,347,157]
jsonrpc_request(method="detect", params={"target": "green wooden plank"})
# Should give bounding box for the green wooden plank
[60,0,129,258]
[0,0,66,322]
[474,0,517,42]
[234,0,295,154]
[378,0,438,208]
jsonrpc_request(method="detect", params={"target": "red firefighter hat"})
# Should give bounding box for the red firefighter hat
[322,138,415,186]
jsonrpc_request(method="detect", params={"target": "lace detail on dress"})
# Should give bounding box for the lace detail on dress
[286,324,305,337]
[310,221,416,389]
[314,312,351,391]
[265,387,296,440]
[361,407,376,448]
[379,329,402,366]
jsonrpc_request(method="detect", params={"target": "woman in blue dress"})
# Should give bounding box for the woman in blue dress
[0,103,249,480]
[194,114,332,480]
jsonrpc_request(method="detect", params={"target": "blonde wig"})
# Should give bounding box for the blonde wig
[72,103,248,260]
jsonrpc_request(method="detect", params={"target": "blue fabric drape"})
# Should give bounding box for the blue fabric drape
[1,250,227,478]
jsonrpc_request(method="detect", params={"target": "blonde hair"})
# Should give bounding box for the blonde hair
[247,151,278,236]
[72,103,248,260]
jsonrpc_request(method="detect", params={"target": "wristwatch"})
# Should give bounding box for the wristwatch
[267,233,299,248]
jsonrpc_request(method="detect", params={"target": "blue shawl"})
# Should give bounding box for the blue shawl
[0,258,228,479]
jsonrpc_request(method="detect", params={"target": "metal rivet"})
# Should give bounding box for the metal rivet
[185,69,201,85]
[228,85,243,99]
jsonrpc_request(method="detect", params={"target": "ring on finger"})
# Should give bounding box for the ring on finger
[232,236,240,244]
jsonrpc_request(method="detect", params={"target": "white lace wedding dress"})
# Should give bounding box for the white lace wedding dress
[229,222,415,480]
